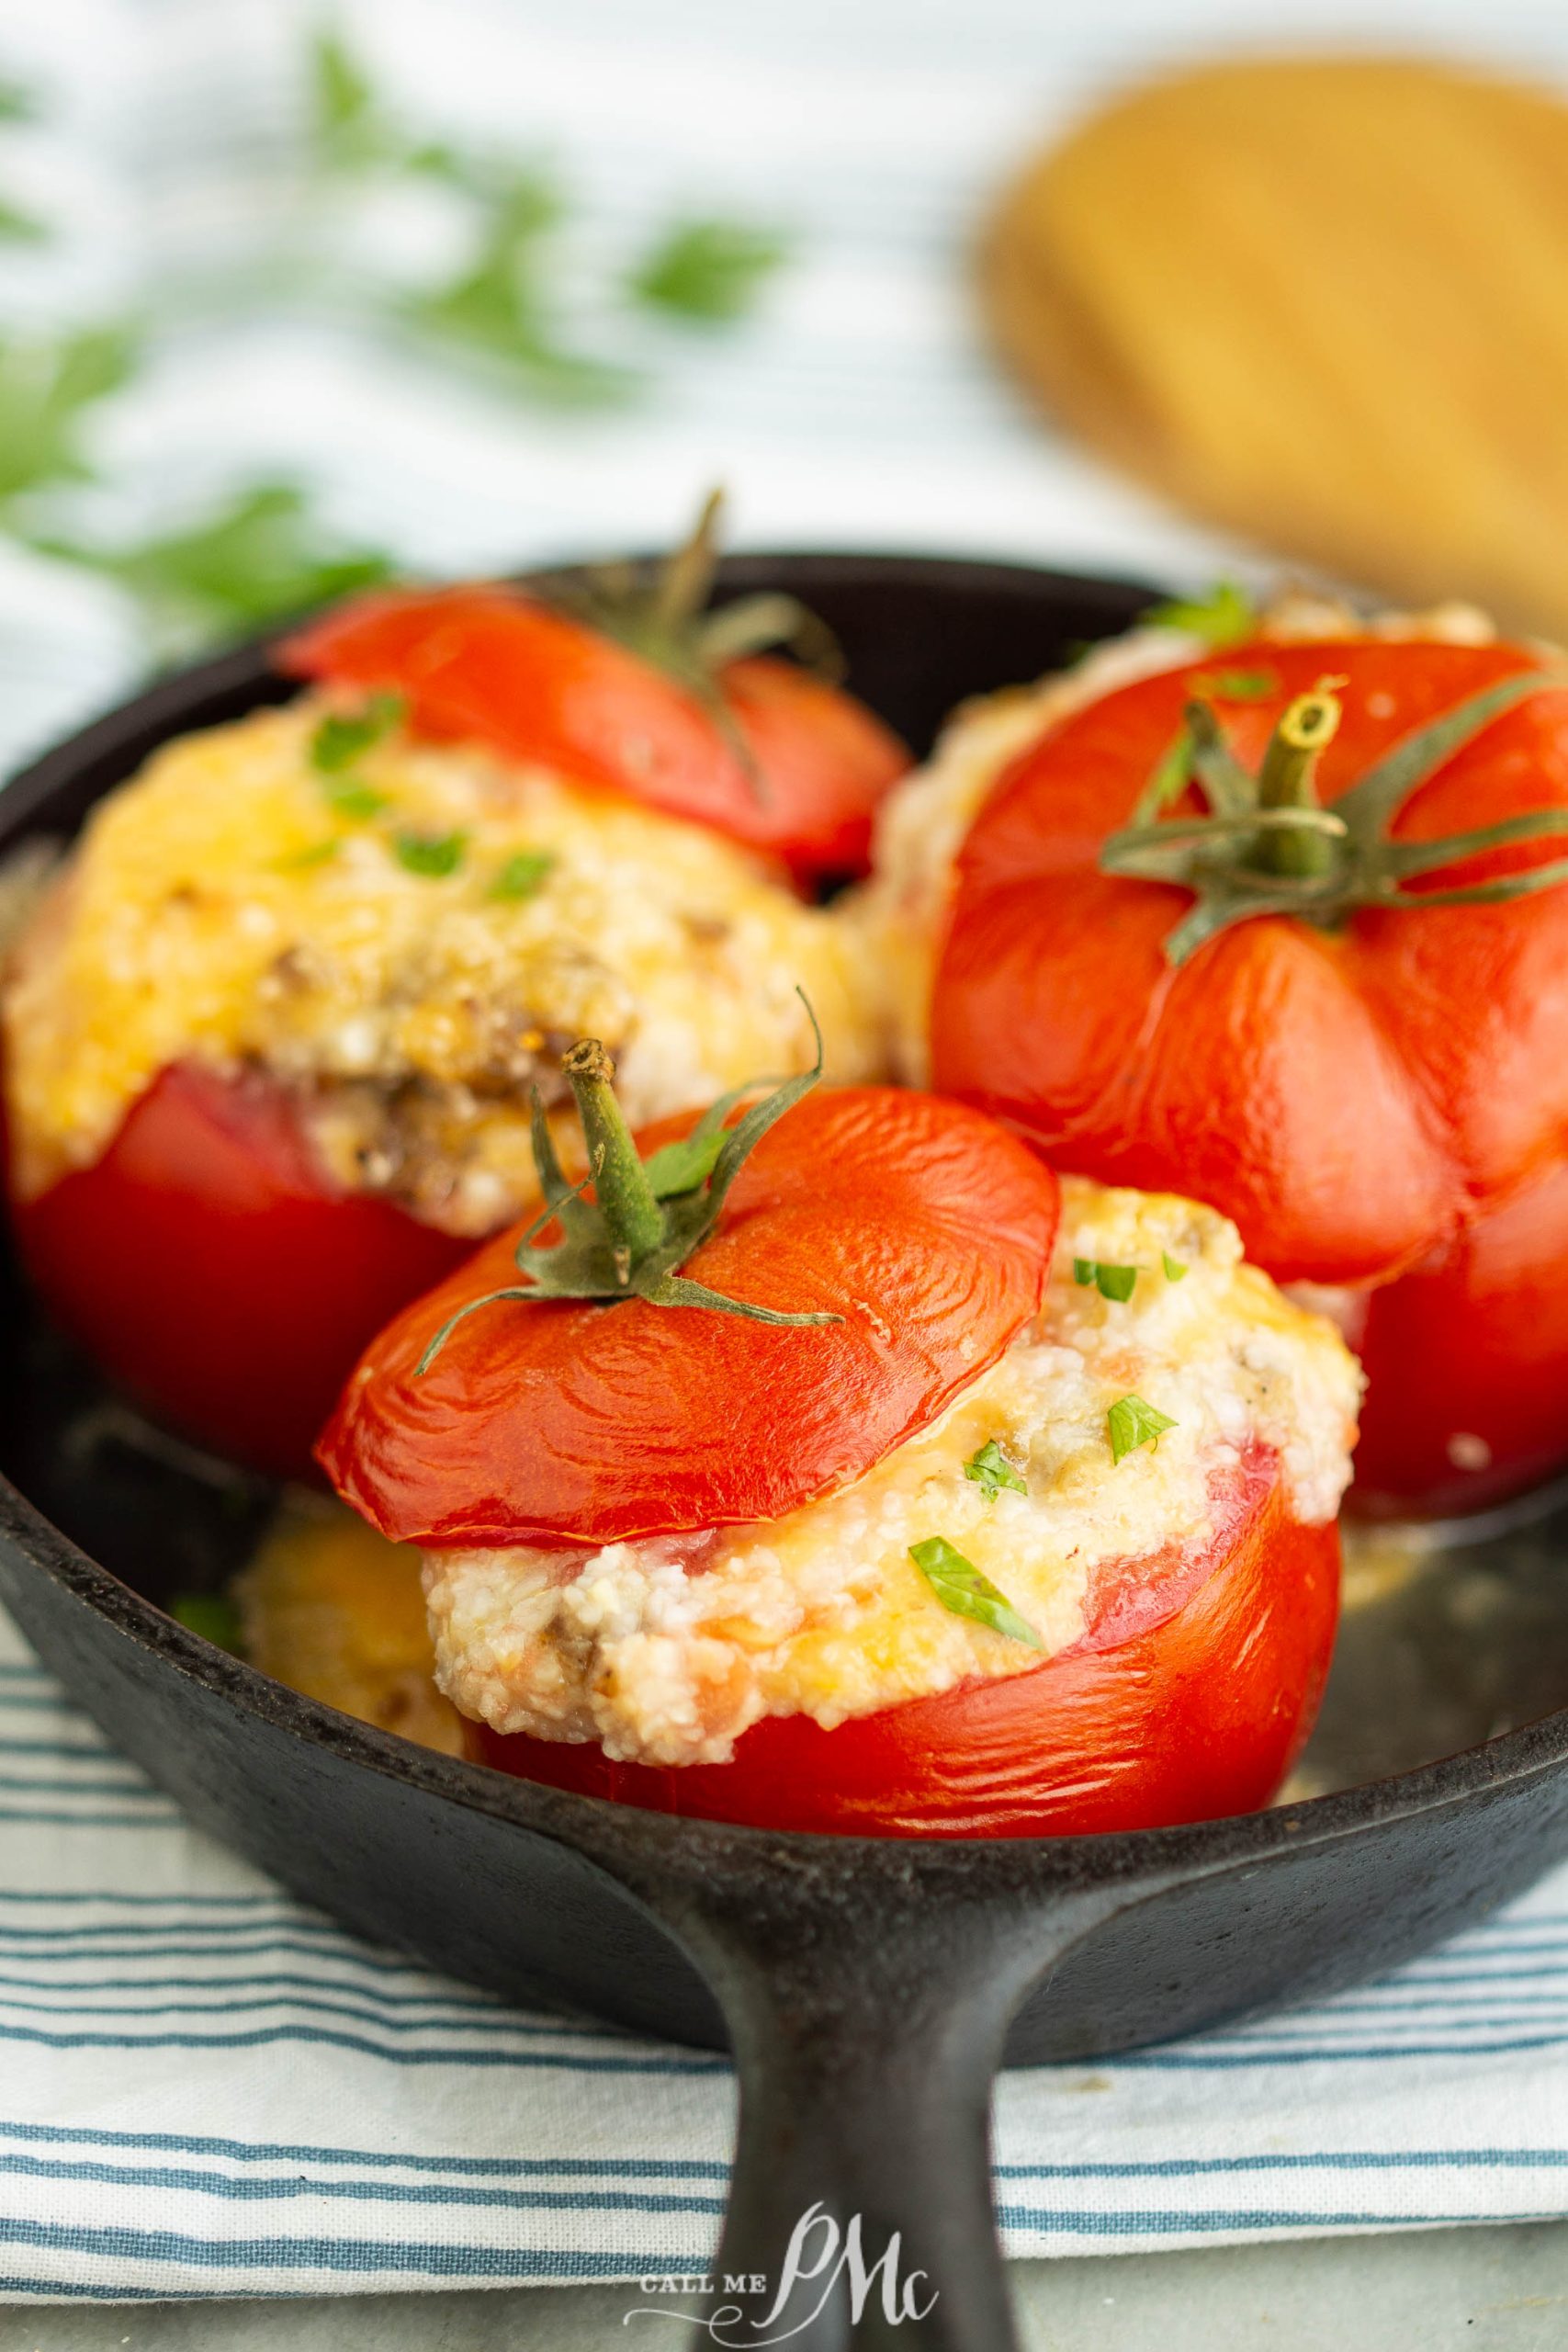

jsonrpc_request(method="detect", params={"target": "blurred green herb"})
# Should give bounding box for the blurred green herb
[309,27,388,167]
[1145,580,1257,649]
[630,220,789,322]
[0,74,41,242]
[0,327,139,505]
[32,483,396,644]
[1189,667,1278,701]
[490,848,555,901]
[0,26,795,650]
[274,837,342,872]
[323,779,389,820]
[402,167,636,404]
[395,829,467,878]
[0,195,42,243]
[310,690,406,772]
[307,27,785,402]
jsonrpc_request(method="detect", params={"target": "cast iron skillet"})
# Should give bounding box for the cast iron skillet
[5,555,1568,2350]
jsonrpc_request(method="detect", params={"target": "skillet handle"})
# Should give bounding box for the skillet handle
[674,1885,1115,2352]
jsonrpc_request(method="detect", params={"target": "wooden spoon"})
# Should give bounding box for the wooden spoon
[981,56,1568,638]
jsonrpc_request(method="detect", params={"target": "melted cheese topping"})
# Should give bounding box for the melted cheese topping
[2,701,885,1229]
[423,1177,1361,1767]
[852,596,1502,1086]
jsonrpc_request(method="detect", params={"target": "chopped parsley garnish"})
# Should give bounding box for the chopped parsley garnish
[1107,1394,1178,1464]
[275,837,341,872]
[490,848,556,901]
[1162,1251,1189,1282]
[1145,579,1257,649]
[394,829,467,878]
[1074,1258,1137,1303]
[1189,666,1279,701]
[169,1593,243,1654]
[310,691,406,774]
[323,778,390,821]
[963,1439,1027,1501]
[908,1537,1042,1648]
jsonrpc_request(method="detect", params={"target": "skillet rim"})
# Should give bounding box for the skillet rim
[4,546,1567,1880]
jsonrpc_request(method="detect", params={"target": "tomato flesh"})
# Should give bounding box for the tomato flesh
[7,1062,470,1479]
[469,1446,1339,1837]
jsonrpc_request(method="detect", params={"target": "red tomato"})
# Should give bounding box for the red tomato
[471,1444,1340,1838]
[931,637,1568,1515]
[1352,1157,1568,1516]
[317,1088,1060,1549]
[8,1061,469,1478]
[280,588,909,882]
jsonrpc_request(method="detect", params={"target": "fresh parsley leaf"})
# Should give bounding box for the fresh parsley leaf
[38,482,396,640]
[310,691,406,773]
[963,1439,1027,1501]
[909,1537,1042,1647]
[490,848,555,902]
[395,829,466,878]
[169,1592,243,1652]
[0,325,139,505]
[323,779,389,821]
[643,1128,728,1199]
[1145,580,1256,650]
[1107,1394,1177,1464]
[1074,1258,1137,1303]
[275,838,341,872]
[1189,667,1279,702]
[405,167,636,406]
[308,27,388,167]
[630,219,789,323]
[1162,1251,1189,1282]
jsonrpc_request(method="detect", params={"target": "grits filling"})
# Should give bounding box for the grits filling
[856,594,1502,1086]
[424,1179,1361,1768]
[1,700,883,1233]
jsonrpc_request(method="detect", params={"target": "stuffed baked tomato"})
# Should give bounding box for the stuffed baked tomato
[318,1033,1359,1837]
[864,592,1568,1518]
[1,504,902,1476]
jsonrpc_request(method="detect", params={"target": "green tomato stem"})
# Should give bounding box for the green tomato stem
[1252,685,1343,878]
[561,1039,665,1275]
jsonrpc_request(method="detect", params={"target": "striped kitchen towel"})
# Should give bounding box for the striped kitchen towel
[4,1597,1568,2301]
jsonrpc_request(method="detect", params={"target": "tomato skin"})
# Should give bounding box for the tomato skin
[932,637,1568,1516]
[7,1061,470,1479]
[470,1447,1339,1838]
[280,589,909,882]
[318,1088,1060,1551]
[1352,1158,1568,1515]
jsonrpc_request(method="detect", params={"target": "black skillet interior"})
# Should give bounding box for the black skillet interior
[6,554,1568,2348]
